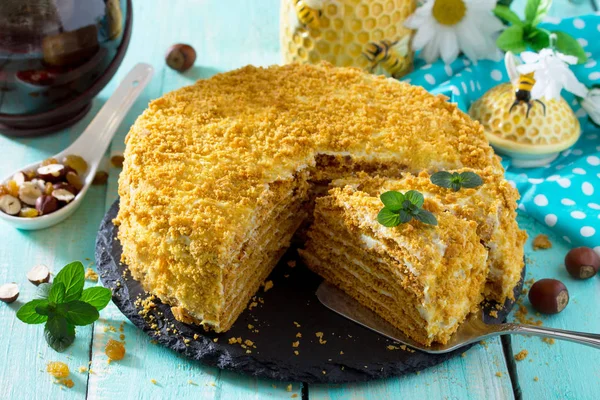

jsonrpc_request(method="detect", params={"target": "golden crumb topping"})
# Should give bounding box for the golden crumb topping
[116,63,500,260]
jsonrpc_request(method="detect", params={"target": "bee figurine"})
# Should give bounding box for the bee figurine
[506,52,546,118]
[294,0,323,30]
[363,36,411,79]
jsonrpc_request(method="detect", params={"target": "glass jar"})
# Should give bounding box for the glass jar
[280,0,416,77]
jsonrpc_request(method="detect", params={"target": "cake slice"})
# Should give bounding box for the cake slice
[331,168,526,303]
[299,185,489,346]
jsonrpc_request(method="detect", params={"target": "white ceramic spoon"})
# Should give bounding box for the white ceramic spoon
[0,63,154,230]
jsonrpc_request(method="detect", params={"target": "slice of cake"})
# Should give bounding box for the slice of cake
[299,185,489,345]
[331,168,527,303]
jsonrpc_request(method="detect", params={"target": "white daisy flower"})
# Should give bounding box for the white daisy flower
[404,0,503,64]
[516,49,588,100]
[581,88,600,126]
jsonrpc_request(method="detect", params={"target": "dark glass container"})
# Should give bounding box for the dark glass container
[0,0,132,137]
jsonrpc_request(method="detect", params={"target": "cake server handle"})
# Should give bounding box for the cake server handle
[493,323,600,349]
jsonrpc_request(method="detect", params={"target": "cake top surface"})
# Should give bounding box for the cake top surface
[117,63,501,261]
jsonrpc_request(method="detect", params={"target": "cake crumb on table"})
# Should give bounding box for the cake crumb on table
[291,395,298,398]
[495,372,503,377]
[263,280,274,292]
[489,310,498,318]
[188,380,197,385]
[294,350,299,356]
[85,268,99,282]
[292,341,300,348]
[315,332,327,344]
[542,337,555,345]
[286,384,292,392]
[514,349,528,361]
[150,379,157,385]
[293,321,301,328]
[78,366,88,373]
[532,234,552,250]
[534,377,539,382]
[296,332,302,338]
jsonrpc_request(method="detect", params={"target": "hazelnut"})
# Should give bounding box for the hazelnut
[110,155,124,168]
[37,164,65,182]
[36,195,59,215]
[52,188,75,203]
[62,155,88,175]
[92,171,109,185]
[565,247,600,279]
[528,279,569,314]
[0,283,19,303]
[18,181,42,206]
[0,195,21,215]
[27,264,50,285]
[12,172,26,186]
[53,182,78,195]
[66,171,84,191]
[19,207,39,218]
[165,44,196,72]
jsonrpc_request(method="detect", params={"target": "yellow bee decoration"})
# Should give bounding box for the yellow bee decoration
[363,36,411,78]
[506,52,546,118]
[294,0,323,30]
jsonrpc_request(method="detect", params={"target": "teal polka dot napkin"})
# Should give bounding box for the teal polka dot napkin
[402,14,600,251]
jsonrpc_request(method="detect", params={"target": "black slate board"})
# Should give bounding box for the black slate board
[95,200,524,383]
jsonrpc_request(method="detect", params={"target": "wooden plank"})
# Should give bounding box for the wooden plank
[87,1,300,399]
[508,214,600,399]
[0,105,109,399]
[310,340,514,400]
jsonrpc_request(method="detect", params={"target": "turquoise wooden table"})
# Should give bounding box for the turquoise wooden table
[1,1,599,399]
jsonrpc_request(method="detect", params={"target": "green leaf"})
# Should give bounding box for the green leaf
[16,300,49,324]
[430,171,453,189]
[552,31,587,64]
[414,210,438,226]
[44,317,75,352]
[380,191,405,212]
[459,172,484,188]
[57,301,99,326]
[398,209,413,224]
[377,207,401,227]
[48,282,66,304]
[496,25,526,53]
[493,5,523,26]
[404,190,424,208]
[80,287,112,311]
[36,283,52,299]
[525,0,552,27]
[53,261,85,303]
[527,27,550,51]
[35,302,50,316]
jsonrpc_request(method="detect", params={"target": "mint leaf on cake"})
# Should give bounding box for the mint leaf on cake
[377,190,437,227]
[430,171,483,192]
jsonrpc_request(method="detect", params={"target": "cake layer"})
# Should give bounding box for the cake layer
[300,189,489,345]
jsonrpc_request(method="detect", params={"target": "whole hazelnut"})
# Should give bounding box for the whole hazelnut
[565,247,600,279]
[36,195,59,215]
[528,279,569,314]
[165,44,196,72]
[18,181,42,206]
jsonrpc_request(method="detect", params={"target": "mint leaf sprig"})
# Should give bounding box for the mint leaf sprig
[494,0,586,63]
[430,171,483,192]
[16,261,111,352]
[377,190,437,228]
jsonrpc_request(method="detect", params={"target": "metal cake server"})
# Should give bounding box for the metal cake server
[316,282,600,353]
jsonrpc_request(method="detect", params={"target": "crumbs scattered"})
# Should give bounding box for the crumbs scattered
[542,337,555,345]
[532,234,552,250]
[322,370,327,375]
[263,280,274,292]
[286,384,292,392]
[489,310,498,318]
[479,340,488,349]
[387,345,399,350]
[315,332,327,344]
[188,380,198,385]
[213,338,218,343]
[514,304,543,326]
[514,349,528,361]
[292,341,300,348]
[461,352,466,358]
[85,268,99,282]
[495,372,503,378]
[533,376,539,382]
[150,379,157,385]
[291,395,298,399]
[295,332,302,338]
[248,301,258,310]
[293,321,301,328]
[340,351,344,355]
[294,350,299,356]
[78,366,88,373]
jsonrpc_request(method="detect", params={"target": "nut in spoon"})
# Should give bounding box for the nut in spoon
[316,282,600,353]
[0,63,153,230]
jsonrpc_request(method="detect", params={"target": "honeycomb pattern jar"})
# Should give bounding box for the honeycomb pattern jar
[469,83,581,168]
[280,0,416,78]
